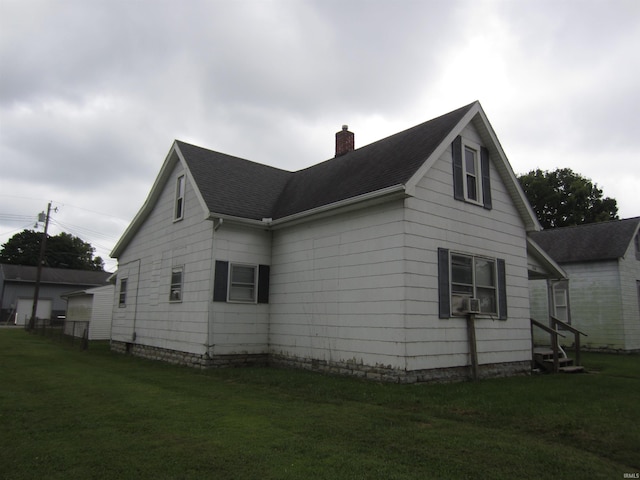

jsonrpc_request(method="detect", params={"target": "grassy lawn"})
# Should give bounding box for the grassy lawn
[0,329,638,479]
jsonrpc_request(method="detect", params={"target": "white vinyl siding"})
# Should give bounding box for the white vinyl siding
[111,158,212,356]
[270,201,408,369]
[403,121,531,371]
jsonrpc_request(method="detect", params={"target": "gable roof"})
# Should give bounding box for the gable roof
[529,217,640,264]
[177,141,292,221]
[112,101,540,257]
[0,264,112,286]
[271,103,475,219]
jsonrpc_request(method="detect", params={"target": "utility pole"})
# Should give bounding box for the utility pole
[28,202,52,331]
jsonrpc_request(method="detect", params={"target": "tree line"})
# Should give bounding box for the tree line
[0,230,105,271]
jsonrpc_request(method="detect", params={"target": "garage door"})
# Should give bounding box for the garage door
[15,298,52,326]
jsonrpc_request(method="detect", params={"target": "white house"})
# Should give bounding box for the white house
[110,101,564,382]
[529,217,640,352]
[62,284,115,340]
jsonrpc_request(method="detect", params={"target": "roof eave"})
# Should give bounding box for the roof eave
[527,236,567,280]
[269,184,407,229]
[110,141,210,258]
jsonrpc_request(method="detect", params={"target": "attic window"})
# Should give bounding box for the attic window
[452,136,492,210]
[174,175,185,221]
[635,233,640,260]
[464,146,480,202]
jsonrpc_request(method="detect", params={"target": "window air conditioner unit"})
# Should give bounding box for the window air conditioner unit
[463,297,481,314]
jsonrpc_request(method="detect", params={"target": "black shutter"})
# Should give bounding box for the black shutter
[497,258,507,320]
[257,265,270,304]
[438,248,451,319]
[481,146,492,210]
[452,136,464,201]
[213,260,229,302]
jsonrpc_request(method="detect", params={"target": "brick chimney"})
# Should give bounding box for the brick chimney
[335,125,354,157]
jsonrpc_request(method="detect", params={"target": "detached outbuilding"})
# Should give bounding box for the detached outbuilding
[0,264,112,326]
[62,284,115,340]
[529,217,640,352]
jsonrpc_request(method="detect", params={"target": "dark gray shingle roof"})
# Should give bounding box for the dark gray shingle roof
[529,217,640,263]
[0,264,112,286]
[177,102,475,221]
[177,142,292,220]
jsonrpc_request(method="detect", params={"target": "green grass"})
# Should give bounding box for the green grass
[0,329,638,479]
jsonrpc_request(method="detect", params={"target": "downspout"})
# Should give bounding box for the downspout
[207,218,223,357]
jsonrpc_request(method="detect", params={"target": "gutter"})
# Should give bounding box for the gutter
[206,184,408,230]
[270,184,407,227]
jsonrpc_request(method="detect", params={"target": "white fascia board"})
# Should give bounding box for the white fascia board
[111,141,209,258]
[205,212,268,228]
[473,107,541,232]
[268,184,407,229]
[404,101,481,197]
[172,143,212,222]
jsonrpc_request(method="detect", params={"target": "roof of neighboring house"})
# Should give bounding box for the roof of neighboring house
[528,217,640,263]
[112,101,541,257]
[0,264,112,286]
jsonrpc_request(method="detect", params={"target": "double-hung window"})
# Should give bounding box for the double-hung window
[452,136,492,209]
[451,253,497,315]
[213,261,270,304]
[553,282,569,322]
[118,278,128,307]
[439,248,507,319]
[170,267,183,302]
[464,145,480,203]
[229,264,257,302]
[174,175,185,221]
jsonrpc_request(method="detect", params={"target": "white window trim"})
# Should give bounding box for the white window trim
[461,139,483,206]
[174,174,185,222]
[227,263,258,304]
[169,266,183,302]
[118,278,128,308]
[450,252,497,316]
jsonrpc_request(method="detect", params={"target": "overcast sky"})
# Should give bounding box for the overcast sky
[1,0,639,272]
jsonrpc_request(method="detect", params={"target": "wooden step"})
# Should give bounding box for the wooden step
[533,347,554,356]
[543,357,574,366]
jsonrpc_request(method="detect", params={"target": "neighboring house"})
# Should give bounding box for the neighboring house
[110,101,564,382]
[529,217,640,352]
[0,264,112,325]
[62,284,115,340]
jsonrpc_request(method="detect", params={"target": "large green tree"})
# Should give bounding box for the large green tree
[517,168,618,229]
[0,230,105,271]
